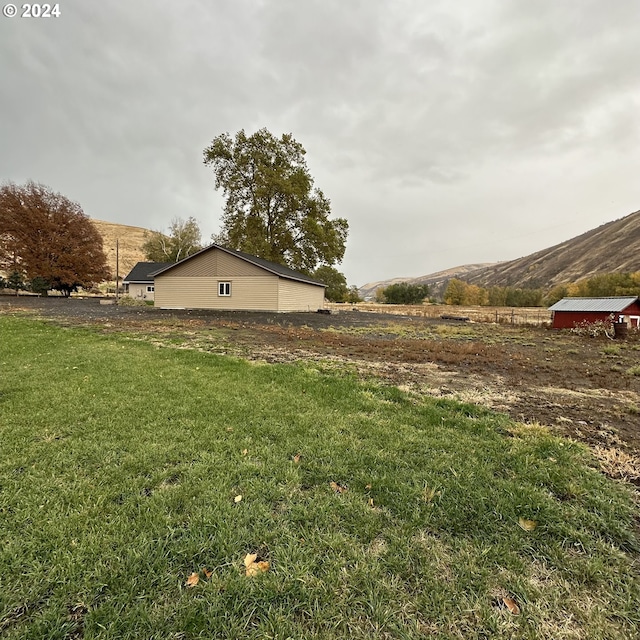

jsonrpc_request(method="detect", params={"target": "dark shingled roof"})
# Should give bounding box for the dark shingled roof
[123,262,172,283]
[151,245,325,287]
[548,296,639,312]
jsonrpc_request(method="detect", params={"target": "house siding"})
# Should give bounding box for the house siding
[165,250,264,277]
[127,283,155,301]
[278,278,325,311]
[154,275,279,310]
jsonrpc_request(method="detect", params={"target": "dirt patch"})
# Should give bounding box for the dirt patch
[3,297,639,463]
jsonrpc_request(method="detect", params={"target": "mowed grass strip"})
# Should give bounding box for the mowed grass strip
[0,316,638,639]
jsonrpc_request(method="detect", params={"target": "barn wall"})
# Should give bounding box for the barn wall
[552,310,626,329]
[620,302,640,328]
[277,278,325,312]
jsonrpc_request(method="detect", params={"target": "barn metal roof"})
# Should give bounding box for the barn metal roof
[548,296,639,312]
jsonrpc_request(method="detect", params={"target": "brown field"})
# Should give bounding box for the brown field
[2,297,639,482]
[328,302,553,325]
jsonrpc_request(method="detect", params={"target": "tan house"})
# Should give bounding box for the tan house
[122,262,171,302]
[152,245,326,312]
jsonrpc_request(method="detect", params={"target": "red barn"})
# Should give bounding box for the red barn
[548,296,640,329]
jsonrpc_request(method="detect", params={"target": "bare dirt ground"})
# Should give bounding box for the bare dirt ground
[3,296,639,482]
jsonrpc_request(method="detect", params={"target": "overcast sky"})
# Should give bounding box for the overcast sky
[2,1,639,286]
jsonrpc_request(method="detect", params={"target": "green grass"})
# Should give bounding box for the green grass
[1,316,639,639]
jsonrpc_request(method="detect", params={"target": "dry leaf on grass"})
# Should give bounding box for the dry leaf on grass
[330,481,348,494]
[203,568,213,578]
[293,453,302,464]
[246,560,270,577]
[234,494,243,503]
[518,517,537,531]
[243,553,270,577]
[502,596,520,615]
[242,449,248,456]
[186,572,200,588]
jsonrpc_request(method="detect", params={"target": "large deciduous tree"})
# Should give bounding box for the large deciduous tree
[0,181,111,296]
[203,128,348,274]
[142,216,202,263]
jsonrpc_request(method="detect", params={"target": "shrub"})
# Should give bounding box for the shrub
[570,317,614,338]
[117,296,147,307]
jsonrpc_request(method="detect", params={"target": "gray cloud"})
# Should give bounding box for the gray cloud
[1,0,639,285]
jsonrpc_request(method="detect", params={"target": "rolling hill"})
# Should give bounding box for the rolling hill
[92,219,150,280]
[361,208,640,298]
[462,208,640,289]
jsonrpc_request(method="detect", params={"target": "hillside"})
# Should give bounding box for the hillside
[359,263,496,300]
[362,209,640,297]
[463,209,640,289]
[92,219,150,280]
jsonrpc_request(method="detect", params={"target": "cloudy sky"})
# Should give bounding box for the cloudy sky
[1,1,639,286]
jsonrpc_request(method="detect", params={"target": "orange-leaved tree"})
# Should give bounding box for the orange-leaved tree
[0,181,111,296]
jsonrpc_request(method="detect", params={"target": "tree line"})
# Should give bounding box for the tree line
[369,272,640,308]
[442,274,640,308]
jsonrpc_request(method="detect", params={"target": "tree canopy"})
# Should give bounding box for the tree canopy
[313,265,349,302]
[203,128,348,274]
[0,181,110,296]
[378,282,430,305]
[142,216,203,263]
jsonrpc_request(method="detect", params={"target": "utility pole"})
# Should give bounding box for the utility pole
[115,239,119,303]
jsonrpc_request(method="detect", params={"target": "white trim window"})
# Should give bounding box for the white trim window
[146,285,154,293]
[218,281,231,296]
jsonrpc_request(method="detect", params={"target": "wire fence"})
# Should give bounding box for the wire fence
[326,302,553,326]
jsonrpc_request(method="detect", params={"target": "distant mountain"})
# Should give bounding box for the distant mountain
[360,208,640,298]
[462,209,640,289]
[92,219,150,280]
[359,263,496,300]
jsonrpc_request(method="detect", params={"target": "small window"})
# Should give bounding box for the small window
[147,285,154,293]
[218,281,231,296]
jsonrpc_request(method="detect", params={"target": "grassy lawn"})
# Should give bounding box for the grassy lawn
[1,316,638,639]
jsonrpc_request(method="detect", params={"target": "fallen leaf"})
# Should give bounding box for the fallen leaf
[186,572,199,588]
[242,449,248,456]
[203,568,213,578]
[365,483,372,490]
[330,481,348,494]
[518,517,537,531]
[243,553,270,577]
[502,596,520,615]
[369,497,374,507]
[246,560,270,577]
[226,427,233,432]
[234,495,243,503]
[293,453,302,464]
[243,553,258,568]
